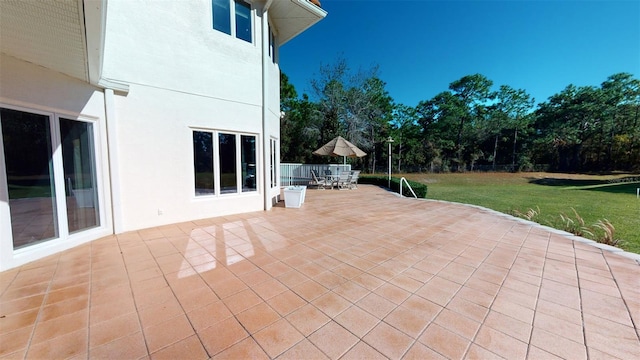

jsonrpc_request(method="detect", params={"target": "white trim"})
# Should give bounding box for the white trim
[0,103,112,271]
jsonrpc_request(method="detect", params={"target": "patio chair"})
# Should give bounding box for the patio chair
[332,172,352,190]
[349,170,361,189]
[310,170,328,190]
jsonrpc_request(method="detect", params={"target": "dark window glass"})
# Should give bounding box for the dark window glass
[212,0,231,34]
[219,133,237,194]
[193,131,214,195]
[60,119,99,233]
[235,0,252,42]
[241,135,256,192]
[1,108,58,249]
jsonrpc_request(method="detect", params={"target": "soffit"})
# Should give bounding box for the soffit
[269,0,327,45]
[0,0,88,82]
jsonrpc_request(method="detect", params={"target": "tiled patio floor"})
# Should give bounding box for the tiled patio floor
[1,185,639,359]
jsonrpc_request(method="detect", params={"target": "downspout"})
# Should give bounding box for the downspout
[260,0,274,210]
[104,89,124,233]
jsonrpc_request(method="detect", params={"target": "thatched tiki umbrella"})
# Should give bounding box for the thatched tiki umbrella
[313,136,367,164]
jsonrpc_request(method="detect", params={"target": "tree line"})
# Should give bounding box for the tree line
[281,59,640,173]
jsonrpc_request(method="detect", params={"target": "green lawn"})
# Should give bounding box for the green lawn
[402,172,640,254]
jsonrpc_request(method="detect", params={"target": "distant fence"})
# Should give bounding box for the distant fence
[280,163,351,186]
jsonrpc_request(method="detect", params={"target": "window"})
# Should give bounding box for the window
[212,0,252,43]
[1,107,100,250]
[268,24,277,63]
[193,130,257,196]
[270,138,277,188]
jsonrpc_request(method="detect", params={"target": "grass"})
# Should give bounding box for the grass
[401,172,640,254]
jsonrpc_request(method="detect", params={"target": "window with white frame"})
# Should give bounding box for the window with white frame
[212,0,252,43]
[1,106,101,250]
[193,130,257,196]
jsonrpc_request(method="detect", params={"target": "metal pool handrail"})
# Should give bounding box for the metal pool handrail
[400,177,418,198]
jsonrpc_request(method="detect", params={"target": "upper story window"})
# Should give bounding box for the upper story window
[212,0,252,43]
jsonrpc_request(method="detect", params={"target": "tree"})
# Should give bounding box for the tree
[309,57,393,170]
[448,74,494,170]
[492,85,534,170]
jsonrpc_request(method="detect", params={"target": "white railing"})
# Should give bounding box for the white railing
[400,177,418,198]
[280,163,351,186]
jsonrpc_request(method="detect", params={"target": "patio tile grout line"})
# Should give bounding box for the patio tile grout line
[523,227,551,359]
[22,256,60,359]
[459,219,518,359]
[573,237,591,360]
[601,249,640,342]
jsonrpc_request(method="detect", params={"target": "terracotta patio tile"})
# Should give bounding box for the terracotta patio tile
[445,296,489,323]
[236,302,281,334]
[186,300,232,331]
[286,304,330,336]
[534,311,584,344]
[363,321,414,359]
[308,321,358,360]
[253,318,304,358]
[535,298,583,326]
[237,269,271,286]
[418,323,470,360]
[89,296,137,326]
[0,294,45,315]
[0,308,38,334]
[89,331,148,360]
[198,317,248,356]
[401,295,443,319]
[482,310,531,343]
[383,305,431,338]
[211,337,269,360]
[0,326,32,357]
[490,297,534,325]
[0,281,49,302]
[89,312,140,349]
[474,325,528,359]
[252,278,288,300]
[276,270,308,288]
[332,281,370,303]
[176,286,219,312]
[265,290,305,316]
[209,277,248,299]
[356,292,397,319]
[433,308,481,340]
[311,292,351,318]
[526,345,563,360]
[133,285,177,310]
[530,327,587,359]
[25,328,87,359]
[351,273,385,291]
[31,310,88,345]
[143,314,195,354]
[291,280,328,302]
[389,273,423,292]
[138,297,184,328]
[403,342,448,360]
[340,341,386,360]
[277,339,329,360]
[374,282,410,305]
[416,276,461,307]
[222,288,263,314]
[334,305,379,338]
[464,343,505,360]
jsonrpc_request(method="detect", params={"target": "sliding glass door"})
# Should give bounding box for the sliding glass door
[1,107,100,250]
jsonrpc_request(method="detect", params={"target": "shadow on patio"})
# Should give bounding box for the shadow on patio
[1,185,639,359]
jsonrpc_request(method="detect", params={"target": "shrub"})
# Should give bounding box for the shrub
[359,176,428,198]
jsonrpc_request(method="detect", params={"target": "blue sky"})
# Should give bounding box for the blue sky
[279,0,640,107]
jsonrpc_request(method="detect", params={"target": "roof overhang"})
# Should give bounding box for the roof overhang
[0,0,128,93]
[266,0,327,45]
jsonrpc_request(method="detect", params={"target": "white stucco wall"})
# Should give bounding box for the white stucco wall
[0,54,112,270]
[102,0,263,106]
[111,84,265,231]
[101,0,280,231]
